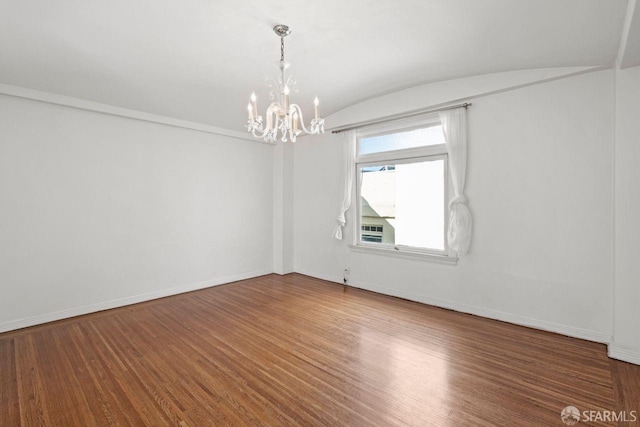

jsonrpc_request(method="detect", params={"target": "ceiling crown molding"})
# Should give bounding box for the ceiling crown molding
[617,0,640,68]
[0,83,266,144]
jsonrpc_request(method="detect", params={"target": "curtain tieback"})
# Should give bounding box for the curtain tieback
[449,194,468,207]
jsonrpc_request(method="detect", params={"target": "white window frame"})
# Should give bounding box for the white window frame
[350,114,457,265]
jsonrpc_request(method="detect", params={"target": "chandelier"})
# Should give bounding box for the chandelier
[246,24,324,143]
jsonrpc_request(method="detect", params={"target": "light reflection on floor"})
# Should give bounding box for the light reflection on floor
[358,328,451,425]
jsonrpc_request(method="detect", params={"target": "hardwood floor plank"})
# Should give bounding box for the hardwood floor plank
[0,338,20,427]
[1,273,639,426]
[14,335,54,427]
[611,359,640,426]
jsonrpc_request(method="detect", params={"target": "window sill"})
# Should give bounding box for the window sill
[348,244,458,265]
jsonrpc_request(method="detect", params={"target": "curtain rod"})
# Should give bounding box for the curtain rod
[330,102,471,134]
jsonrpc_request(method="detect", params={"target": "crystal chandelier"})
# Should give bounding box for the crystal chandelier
[246,25,325,143]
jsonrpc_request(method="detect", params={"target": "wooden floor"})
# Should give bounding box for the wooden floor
[1,274,639,426]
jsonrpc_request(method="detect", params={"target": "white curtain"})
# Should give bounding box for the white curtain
[439,108,472,255]
[333,130,357,240]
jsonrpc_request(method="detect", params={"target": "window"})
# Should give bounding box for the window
[355,115,451,257]
[361,224,383,243]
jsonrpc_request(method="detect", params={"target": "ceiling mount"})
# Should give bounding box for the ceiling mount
[273,24,291,38]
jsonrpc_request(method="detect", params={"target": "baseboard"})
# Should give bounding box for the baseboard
[608,345,640,365]
[295,268,611,344]
[0,268,273,334]
[294,269,343,286]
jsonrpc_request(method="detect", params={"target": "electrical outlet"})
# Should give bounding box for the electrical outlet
[343,268,350,284]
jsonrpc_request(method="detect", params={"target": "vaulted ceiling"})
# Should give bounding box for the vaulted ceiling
[0,0,636,131]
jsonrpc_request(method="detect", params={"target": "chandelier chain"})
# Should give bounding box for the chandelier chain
[280,37,285,62]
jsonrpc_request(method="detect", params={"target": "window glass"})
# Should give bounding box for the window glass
[359,159,444,251]
[359,125,444,155]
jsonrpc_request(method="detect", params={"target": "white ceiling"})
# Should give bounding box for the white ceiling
[0,0,633,131]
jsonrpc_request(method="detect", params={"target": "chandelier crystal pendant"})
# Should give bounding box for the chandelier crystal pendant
[246,24,324,143]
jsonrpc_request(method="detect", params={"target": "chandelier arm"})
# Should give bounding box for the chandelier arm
[247,118,264,137]
[266,102,278,134]
[286,112,297,142]
[250,124,271,140]
[250,119,268,139]
[290,104,313,135]
[248,102,280,140]
[270,107,282,142]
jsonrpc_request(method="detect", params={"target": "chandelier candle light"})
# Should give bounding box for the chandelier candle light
[246,24,324,143]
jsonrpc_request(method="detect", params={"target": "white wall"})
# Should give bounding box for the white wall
[294,70,614,342]
[0,94,274,332]
[611,65,640,363]
[273,140,294,274]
